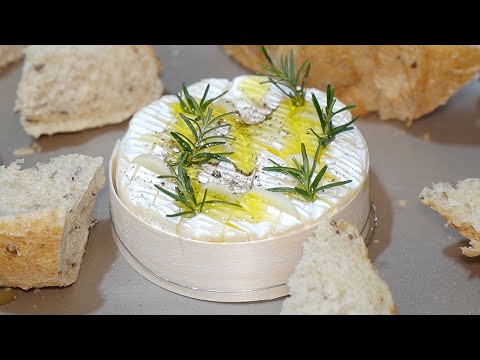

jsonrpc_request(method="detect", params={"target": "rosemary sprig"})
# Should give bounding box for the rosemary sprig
[256,45,311,107]
[263,143,351,202]
[172,84,236,166]
[311,85,359,149]
[177,83,227,117]
[155,153,241,218]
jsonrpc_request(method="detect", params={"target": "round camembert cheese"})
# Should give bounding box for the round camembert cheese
[116,76,369,242]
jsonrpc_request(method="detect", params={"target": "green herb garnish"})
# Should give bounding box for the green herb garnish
[257,45,311,107]
[311,85,359,149]
[177,83,227,117]
[263,143,352,202]
[155,153,241,218]
[172,84,236,167]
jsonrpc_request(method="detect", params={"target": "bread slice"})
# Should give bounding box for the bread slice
[420,179,480,257]
[0,154,105,290]
[15,45,164,138]
[281,219,395,315]
[224,45,480,125]
[0,45,24,70]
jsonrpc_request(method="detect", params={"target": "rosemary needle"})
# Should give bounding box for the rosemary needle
[172,84,236,167]
[311,85,359,149]
[263,143,351,202]
[256,45,311,107]
[155,153,241,218]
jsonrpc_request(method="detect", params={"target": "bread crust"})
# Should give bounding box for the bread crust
[420,195,480,257]
[138,45,162,74]
[224,45,480,125]
[15,45,164,138]
[0,45,24,70]
[0,209,64,290]
[0,154,105,289]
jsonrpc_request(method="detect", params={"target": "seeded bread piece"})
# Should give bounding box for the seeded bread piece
[281,219,395,315]
[420,179,480,257]
[15,45,164,138]
[0,154,105,290]
[0,45,24,70]
[224,45,480,125]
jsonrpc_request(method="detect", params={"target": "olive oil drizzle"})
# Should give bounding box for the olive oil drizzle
[163,78,336,224]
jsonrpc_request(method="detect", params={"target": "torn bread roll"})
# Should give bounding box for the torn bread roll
[281,219,395,315]
[420,179,480,257]
[0,154,105,290]
[224,45,480,125]
[15,45,164,138]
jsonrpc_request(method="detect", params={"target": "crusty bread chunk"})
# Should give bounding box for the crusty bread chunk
[224,45,480,125]
[281,219,395,315]
[420,179,480,257]
[15,45,164,138]
[0,45,24,70]
[0,154,105,290]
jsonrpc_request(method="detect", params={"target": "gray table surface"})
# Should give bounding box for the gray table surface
[1,45,480,315]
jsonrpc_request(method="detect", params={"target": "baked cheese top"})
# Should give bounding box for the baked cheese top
[116,76,368,242]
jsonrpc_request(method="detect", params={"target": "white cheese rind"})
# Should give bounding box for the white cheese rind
[116,76,369,242]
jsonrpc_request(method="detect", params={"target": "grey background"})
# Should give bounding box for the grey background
[1,45,479,315]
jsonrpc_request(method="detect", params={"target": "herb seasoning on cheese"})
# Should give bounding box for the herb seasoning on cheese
[116,49,368,242]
